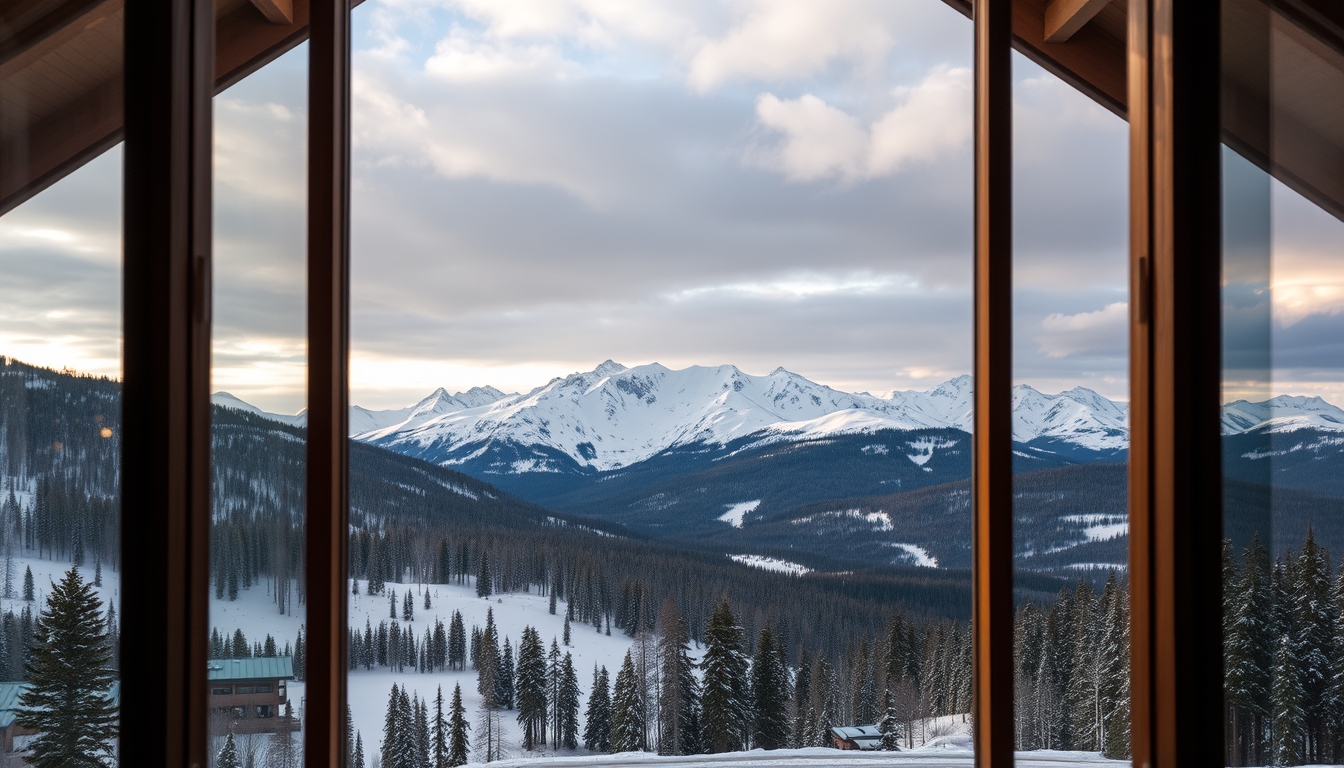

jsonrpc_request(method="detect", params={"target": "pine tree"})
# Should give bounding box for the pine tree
[415,695,431,768]
[559,652,581,750]
[391,589,398,620]
[1225,539,1271,766]
[611,650,645,752]
[218,731,242,768]
[792,650,812,749]
[548,638,563,749]
[584,665,613,753]
[93,560,101,587]
[353,732,366,768]
[751,625,789,749]
[877,688,901,751]
[23,565,33,601]
[433,686,449,768]
[476,550,492,598]
[15,566,117,767]
[424,589,431,611]
[500,636,516,710]
[516,626,548,750]
[404,590,415,622]
[448,683,471,766]
[563,616,571,646]
[701,600,749,753]
[449,611,466,670]
[656,597,699,755]
[1272,634,1305,766]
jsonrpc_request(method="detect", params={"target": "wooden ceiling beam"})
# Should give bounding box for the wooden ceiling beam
[940,0,1128,115]
[248,0,294,26]
[1044,0,1112,42]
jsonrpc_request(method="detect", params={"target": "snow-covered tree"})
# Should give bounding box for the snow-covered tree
[877,688,901,751]
[448,683,471,767]
[750,625,789,750]
[584,665,612,753]
[701,600,749,753]
[218,731,242,768]
[16,566,117,767]
[611,651,645,752]
[516,625,548,750]
[559,652,581,750]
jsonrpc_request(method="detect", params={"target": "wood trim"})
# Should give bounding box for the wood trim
[0,0,120,79]
[940,0,1128,117]
[1127,0,1226,764]
[304,0,350,763]
[971,0,1014,765]
[249,0,293,25]
[118,0,214,763]
[1045,0,1112,42]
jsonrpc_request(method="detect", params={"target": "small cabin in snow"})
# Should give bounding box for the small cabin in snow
[829,725,884,750]
[208,657,297,734]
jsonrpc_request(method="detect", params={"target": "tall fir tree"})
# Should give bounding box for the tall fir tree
[1272,633,1306,767]
[476,550,492,598]
[701,601,750,753]
[584,665,613,753]
[611,650,645,753]
[656,597,699,755]
[559,652,581,750]
[516,625,548,750]
[448,682,471,767]
[218,731,242,768]
[1225,538,1272,766]
[750,625,789,750]
[876,688,901,751]
[16,566,117,767]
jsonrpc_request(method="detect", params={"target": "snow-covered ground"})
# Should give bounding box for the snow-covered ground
[727,555,812,576]
[718,501,760,528]
[3,555,1127,767]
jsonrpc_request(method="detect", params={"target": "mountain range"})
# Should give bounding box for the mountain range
[212,360,1344,574]
[215,359,1344,472]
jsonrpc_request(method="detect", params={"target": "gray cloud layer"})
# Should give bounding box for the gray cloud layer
[2,1,1339,413]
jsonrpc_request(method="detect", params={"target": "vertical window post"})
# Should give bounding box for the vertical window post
[972,0,1014,765]
[1127,0,1224,764]
[307,0,352,763]
[120,0,215,763]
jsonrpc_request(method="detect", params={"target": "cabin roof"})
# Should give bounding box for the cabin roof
[207,656,295,682]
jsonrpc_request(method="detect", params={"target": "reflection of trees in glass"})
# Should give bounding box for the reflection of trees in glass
[1226,531,1344,767]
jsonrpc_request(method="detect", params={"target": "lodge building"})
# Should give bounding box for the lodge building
[208,657,297,735]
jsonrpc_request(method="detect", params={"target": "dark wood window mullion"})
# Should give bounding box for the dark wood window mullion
[120,0,215,764]
[971,0,1015,765]
[1127,0,1225,765]
[306,0,352,764]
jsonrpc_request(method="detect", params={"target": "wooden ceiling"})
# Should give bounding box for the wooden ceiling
[0,0,328,214]
[3,0,1342,221]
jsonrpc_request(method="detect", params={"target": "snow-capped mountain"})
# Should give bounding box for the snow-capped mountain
[213,362,1344,476]
[346,362,1132,472]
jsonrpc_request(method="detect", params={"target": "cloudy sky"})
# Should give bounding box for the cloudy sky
[1,0,1340,414]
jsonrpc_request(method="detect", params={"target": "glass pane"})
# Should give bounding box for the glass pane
[1011,53,1131,761]
[1221,2,1344,765]
[0,7,124,762]
[208,44,308,767]
[345,2,973,764]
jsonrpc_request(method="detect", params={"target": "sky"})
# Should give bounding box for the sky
[0,0,1341,414]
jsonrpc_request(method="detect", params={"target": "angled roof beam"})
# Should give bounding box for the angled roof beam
[1044,0,1112,43]
[249,0,294,25]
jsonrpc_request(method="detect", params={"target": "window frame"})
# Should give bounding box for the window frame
[115,0,1234,765]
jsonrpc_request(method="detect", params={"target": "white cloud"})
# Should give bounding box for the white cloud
[685,0,899,91]
[750,66,971,182]
[425,32,579,81]
[665,271,921,302]
[1035,302,1128,358]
